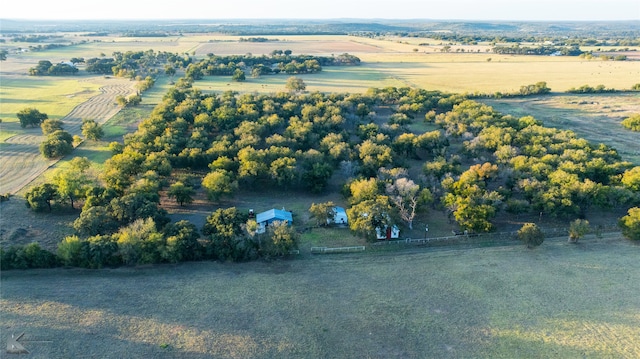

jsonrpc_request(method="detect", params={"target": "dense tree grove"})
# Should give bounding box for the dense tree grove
[492,44,583,56]
[182,51,359,82]
[85,50,186,78]
[28,60,78,76]
[12,49,640,267]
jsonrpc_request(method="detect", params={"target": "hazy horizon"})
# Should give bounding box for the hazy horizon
[2,0,639,22]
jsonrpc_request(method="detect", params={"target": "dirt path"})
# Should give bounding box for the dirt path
[0,78,135,195]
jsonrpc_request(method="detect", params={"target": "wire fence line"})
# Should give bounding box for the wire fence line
[311,246,366,254]
[372,224,622,248]
[308,225,622,254]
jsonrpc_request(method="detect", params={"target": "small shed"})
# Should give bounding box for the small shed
[376,225,400,240]
[256,208,293,233]
[327,206,348,225]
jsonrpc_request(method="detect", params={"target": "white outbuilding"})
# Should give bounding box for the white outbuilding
[327,206,348,225]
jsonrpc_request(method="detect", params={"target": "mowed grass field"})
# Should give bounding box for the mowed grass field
[1,236,639,358]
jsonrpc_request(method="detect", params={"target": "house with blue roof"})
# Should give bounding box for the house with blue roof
[256,208,293,233]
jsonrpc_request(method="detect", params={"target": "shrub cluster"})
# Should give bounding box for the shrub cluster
[566,84,616,94]
[1,243,58,270]
[1,209,300,270]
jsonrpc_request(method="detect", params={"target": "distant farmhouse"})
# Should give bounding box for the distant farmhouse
[256,208,293,233]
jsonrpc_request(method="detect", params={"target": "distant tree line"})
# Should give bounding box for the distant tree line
[121,31,169,37]
[183,52,360,81]
[28,60,78,76]
[566,84,617,94]
[11,34,63,42]
[86,49,187,79]
[492,45,583,56]
[363,32,640,47]
[239,37,273,42]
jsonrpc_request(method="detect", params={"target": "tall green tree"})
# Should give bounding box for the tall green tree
[73,206,119,236]
[17,108,48,128]
[285,76,306,92]
[163,220,202,262]
[347,195,394,241]
[518,223,544,248]
[115,218,163,265]
[50,157,92,209]
[232,69,246,82]
[568,219,590,243]
[25,183,60,212]
[261,220,299,257]
[270,157,297,187]
[619,207,640,241]
[81,119,104,141]
[167,181,195,206]
[309,201,337,227]
[202,207,249,260]
[40,130,73,159]
[41,119,64,135]
[202,169,237,201]
[358,140,393,177]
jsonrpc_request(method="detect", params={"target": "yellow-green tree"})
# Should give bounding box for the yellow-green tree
[518,223,544,248]
[619,207,640,241]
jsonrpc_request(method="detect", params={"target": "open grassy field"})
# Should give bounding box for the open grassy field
[0,76,102,122]
[482,93,640,165]
[0,76,135,194]
[1,236,638,358]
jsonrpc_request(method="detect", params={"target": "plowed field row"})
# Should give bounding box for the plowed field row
[0,79,135,194]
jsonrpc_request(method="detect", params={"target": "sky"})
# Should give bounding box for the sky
[2,0,639,21]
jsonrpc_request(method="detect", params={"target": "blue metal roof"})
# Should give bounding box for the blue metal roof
[256,208,293,224]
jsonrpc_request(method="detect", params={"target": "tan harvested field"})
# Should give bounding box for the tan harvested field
[195,37,384,56]
[1,236,639,358]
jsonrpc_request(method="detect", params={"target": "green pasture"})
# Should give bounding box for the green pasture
[2,237,638,358]
[0,76,101,123]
